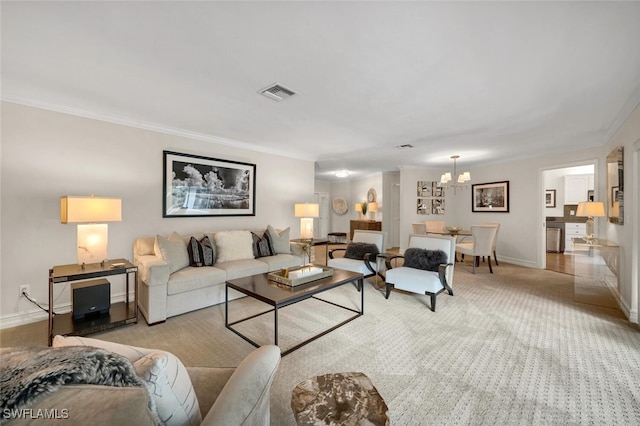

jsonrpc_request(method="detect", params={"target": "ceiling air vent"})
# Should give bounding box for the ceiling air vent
[258,83,297,101]
[395,144,414,150]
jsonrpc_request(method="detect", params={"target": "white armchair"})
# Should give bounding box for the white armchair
[384,235,456,311]
[328,230,386,289]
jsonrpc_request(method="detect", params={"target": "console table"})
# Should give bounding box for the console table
[570,238,619,309]
[48,259,138,346]
[350,220,382,240]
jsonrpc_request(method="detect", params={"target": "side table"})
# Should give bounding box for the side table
[291,238,330,264]
[48,258,138,346]
[291,372,389,425]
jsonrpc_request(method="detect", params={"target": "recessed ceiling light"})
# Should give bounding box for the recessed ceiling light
[335,170,350,178]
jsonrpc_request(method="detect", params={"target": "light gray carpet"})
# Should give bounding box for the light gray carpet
[96,262,640,425]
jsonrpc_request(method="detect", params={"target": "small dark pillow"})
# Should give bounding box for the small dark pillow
[403,248,448,272]
[344,242,379,260]
[252,232,275,258]
[187,236,216,267]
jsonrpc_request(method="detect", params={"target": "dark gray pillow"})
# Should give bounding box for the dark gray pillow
[403,248,448,272]
[187,236,216,267]
[344,242,379,260]
[252,232,275,258]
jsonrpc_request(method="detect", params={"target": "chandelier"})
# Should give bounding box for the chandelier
[440,155,471,193]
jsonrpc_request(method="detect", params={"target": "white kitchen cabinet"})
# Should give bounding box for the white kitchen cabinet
[565,223,587,252]
[564,175,591,204]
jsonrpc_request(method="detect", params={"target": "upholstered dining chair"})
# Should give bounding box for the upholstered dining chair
[384,234,455,311]
[411,223,427,234]
[455,225,499,273]
[425,220,446,234]
[328,230,386,289]
[480,222,500,265]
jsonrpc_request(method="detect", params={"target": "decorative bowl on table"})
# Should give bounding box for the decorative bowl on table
[446,226,462,235]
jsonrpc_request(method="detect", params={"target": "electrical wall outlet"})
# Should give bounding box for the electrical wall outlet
[19,285,30,298]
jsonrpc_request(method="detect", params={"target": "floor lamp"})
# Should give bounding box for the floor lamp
[61,195,122,267]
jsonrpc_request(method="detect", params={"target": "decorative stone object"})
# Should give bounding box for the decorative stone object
[291,372,389,425]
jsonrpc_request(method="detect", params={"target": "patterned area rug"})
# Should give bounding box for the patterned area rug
[96,262,640,425]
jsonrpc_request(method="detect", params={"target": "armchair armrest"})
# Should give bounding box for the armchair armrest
[202,345,281,426]
[328,247,346,260]
[363,252,380,275]
[438,263,454,294]
[384,255,405,270]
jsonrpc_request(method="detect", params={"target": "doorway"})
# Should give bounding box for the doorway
[541,162,596,274]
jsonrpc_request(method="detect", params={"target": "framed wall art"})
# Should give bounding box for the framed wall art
[545,189,556,208]
[163,150,256,217]
[472,181,509,213]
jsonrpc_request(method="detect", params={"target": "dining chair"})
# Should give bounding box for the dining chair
[411,223,426,234]
[425,220,446,234]
[455,225,499,273]
[480,222,500,265]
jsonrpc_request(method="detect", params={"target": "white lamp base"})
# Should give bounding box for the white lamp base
[77,224,108,265]
[300,218,314,240]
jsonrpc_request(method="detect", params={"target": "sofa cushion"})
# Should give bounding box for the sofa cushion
[251,232,275,258]
[258,254,305,271]
[133,351,202,426]
[344,242,379,260]
[167,266,227,295]
[187,235,216,267]
[403,248,448,272]
[155,232,189,274]
[214,231,254,263]
[215,259,269,280]
[266,225,291,254]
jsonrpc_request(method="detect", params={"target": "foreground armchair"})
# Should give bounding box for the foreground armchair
[384,235,456,311]
[3,335,281,426]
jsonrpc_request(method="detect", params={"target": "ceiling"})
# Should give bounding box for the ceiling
[3,2,640,181]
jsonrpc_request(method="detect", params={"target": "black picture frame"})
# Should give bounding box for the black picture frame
[472,181,510,213]
[163,150,256,217]
[545,189,556,208]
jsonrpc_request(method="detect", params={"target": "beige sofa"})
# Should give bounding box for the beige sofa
[2,335,281,426]
[134,227,308,325]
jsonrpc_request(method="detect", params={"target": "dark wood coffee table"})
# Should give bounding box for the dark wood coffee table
[225,267,364,356]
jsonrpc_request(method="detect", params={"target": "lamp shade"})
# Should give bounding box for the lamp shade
[294,203,319,218]
[355,203,363,212]
[576,201,605,217]
[61,196,122,223]
[368,202,378,212]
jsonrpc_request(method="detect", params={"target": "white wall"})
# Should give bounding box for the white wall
[0,102,315,327]
[602,103,640,322]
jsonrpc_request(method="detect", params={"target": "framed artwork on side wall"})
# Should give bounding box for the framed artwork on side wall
[163,150,256,217]
[545,189,556,208]
[472,181,510,213]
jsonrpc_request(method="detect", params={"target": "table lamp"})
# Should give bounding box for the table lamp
[355,203,363,219]
[576,201,605,240]
[294,203,319,240]
[367,202,378,220]
[61,195,122,266]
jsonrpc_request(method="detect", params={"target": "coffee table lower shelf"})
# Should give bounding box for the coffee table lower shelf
[225,268,363,356]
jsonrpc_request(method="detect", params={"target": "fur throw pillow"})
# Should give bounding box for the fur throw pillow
[403,248,448,272]
[344,242,379,260]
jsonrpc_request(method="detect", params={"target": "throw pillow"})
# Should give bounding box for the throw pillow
[154,232,189,274]
[133,351,202,426]
[403,248,448,272]
[187,235,216,267]
[266,225,291,254]
[251,232,275,258]
[214,230,254,262]
[344,242,380,260]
